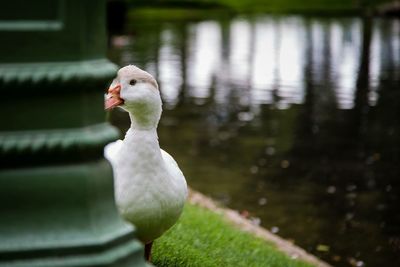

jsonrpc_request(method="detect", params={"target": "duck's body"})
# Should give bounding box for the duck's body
[104,65,187,255]
[106,128,187,243]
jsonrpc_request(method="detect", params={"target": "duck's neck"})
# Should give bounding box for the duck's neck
[126,114,159,145]
[121,113,161,162]
[127,101,162,131]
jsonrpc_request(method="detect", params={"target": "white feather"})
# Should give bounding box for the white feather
[104,140,123,165]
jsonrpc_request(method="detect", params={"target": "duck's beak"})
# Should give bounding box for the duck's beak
[105,84,124,110]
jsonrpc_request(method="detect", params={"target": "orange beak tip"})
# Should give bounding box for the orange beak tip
[104,84,123,110]
[105,95,124,110]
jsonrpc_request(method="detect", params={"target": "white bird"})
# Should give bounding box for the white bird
[104,65,188,261]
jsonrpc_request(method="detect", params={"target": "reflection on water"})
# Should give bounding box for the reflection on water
[108,15,400,267]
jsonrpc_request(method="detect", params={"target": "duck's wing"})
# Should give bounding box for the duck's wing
[161,149,188,198]
[104,140,123,166]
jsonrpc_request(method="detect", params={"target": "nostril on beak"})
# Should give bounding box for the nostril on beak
[108,84,121,94]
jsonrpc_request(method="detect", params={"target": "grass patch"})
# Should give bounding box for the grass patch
[129,0,394,14]
[128,7,233,21]
[152,203,314,267]
[217,0,392,12]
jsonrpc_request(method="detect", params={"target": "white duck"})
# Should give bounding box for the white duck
[104,65,188,260]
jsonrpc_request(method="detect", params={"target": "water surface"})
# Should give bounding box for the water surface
[108,14,400,267]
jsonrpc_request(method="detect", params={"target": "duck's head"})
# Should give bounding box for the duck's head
[105,65,162,128]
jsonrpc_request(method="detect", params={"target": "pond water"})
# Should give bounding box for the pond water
[108,13,400,267]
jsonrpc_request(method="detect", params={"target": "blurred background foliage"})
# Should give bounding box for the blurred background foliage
[128,0,395,13]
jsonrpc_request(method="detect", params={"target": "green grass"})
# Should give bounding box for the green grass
[128,7,233,22]
[129,0,394,14]
[216,0,392,13]
[152,203,314,267]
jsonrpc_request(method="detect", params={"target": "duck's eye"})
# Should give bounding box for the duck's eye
[129,79,137,86]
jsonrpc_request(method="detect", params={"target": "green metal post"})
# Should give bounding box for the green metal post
[0,1,149,266]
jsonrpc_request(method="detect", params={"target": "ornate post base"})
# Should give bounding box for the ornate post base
[0,160,147,267]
